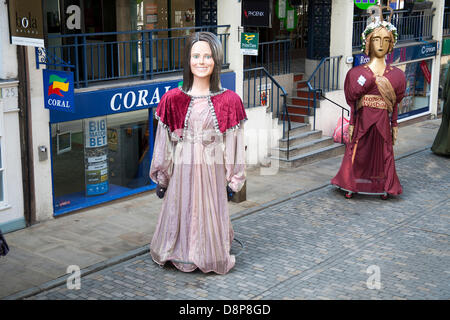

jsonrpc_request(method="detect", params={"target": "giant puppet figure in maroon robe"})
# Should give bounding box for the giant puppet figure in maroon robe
[331,6,406,199]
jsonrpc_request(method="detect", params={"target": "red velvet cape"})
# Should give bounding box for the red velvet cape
[155,88,247,138]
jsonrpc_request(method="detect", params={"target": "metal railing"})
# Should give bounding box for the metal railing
[306,55,350,144]
[243,39,292,77]
[353,9,434,49]
[36,25,230,88]
[243,67,292,158]
[444,7,450,37]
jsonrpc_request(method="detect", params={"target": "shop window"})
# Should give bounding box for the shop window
[51,109,153,215]
[395,59,432,119]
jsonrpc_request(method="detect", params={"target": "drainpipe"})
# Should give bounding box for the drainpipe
[17,46,36,226]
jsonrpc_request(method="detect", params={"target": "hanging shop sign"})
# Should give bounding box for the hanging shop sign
[43,69,75,113]
[84,116,109,196]
[144,2,158,30]
[7,0,44,47]
[49,72,236,123]
[353,42,438,67]
[242,0,272,28]
[276,0,287,19]
[284,6,297,31]
[240,32,259,56]
[276,0,297,31]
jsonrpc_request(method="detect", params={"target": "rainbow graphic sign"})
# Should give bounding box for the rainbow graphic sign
[43,69,75,113]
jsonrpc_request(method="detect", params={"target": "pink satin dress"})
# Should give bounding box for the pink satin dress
[149,97,246,274]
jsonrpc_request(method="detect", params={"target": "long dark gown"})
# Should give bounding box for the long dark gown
[331,64,406,195]
[431,68,450,156]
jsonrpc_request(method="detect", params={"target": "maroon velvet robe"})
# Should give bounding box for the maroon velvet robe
[331,64,406,195]
[155,88,247,138]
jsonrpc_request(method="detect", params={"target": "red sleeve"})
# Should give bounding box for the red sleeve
[344,71,357,126]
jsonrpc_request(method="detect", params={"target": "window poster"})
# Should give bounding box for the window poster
[84,116,109,196]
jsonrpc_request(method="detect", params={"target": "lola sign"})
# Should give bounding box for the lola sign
[8,0,44,47]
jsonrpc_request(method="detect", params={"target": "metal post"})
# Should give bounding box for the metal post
[82,36,88,87]
[142,32,147,80]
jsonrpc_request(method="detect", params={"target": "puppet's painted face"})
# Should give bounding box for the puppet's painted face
[190,41,214,80]
[370,27,391,58]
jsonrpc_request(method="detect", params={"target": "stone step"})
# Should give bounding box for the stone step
[279,130,322,148]
[272,142,345,168]
[294,88,320,99]
[294,73,304,82]
[273,136,334,159]
[286,104,313,116]
[280,114,308,123]
[296,80,308,89]
[290,96,310,107]
[286,122,311,136]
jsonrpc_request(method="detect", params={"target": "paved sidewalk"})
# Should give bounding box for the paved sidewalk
[0,118,444,299]
[24,139,450,300]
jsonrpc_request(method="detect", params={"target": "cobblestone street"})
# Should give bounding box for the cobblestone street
[26,149,450,300]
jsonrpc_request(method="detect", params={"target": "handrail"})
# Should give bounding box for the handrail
[243,66,292,159]
[352,10,435,49]
[318,90,350,144]
[47,24,231,39]
[244,39,292,76]
[306,55,350,144]
[38,25,231,88]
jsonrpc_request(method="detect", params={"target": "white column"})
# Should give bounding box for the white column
[0,1,18,79]
[27,48,54,222]
[429,0,445,117]
[329,0,354,90]
[217,0,243,98]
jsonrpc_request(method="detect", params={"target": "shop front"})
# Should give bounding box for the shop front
[354,41,438,121]
[49,72,235,216]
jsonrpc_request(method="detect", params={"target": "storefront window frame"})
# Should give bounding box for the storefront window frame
[391,56,434,122]
[0,107,5,206]
[49,109,156,216]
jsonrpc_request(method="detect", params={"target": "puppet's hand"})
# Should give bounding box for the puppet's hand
[156,184,167,199]
[226,185,235,201]
[392,126,398,145]
[348,125,354,142]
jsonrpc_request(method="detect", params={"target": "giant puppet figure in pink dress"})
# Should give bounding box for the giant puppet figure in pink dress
[331,7,406,200]
[149,32,247,274]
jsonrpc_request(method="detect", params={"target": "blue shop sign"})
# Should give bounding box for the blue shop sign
[50,72,236,123]
[354,42,437,67]
[43,69,75,113]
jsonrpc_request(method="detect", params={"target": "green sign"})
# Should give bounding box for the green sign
[240,32,259,56]
[276,0,297,32]
[442,38,450,56]
[354,0,377,10]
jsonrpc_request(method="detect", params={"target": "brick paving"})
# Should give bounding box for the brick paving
[26,149,450,300]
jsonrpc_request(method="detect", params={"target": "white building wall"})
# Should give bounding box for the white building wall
[329,0,354,90]
[27,48,53,222]
[310,90,348,138]
[0,1,25,232]
[218,0,243,98]
[310,0,354,137]
[0,2,18,79]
